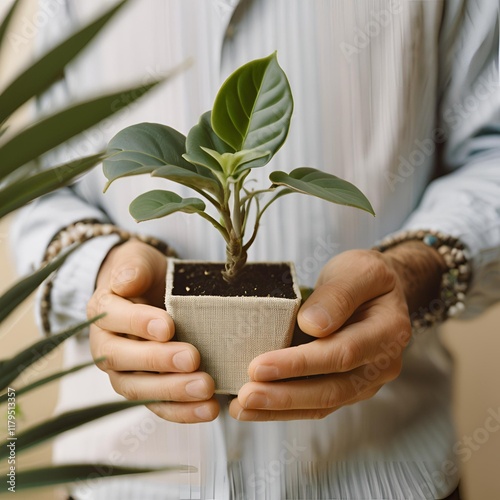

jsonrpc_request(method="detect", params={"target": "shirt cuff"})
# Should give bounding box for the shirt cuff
[36,234,121,335]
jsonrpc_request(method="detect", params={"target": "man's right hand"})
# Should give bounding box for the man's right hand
[88,239,219,423]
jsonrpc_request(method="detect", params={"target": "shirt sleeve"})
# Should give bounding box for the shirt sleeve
[9,0,121,335]
[402,0,500,318]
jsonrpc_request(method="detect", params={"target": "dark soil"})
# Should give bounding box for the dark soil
[172,262,297,298]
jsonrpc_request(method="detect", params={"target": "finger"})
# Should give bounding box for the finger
[298,250,397,336]
[230,398,339,421]
[89,329,200,373]
[108,371,215,402]
[238,367,397,411]
[231,384,384,421]
[88,288,174,341]
[250,303,410,380]
[146,399,220,423]
[109,241,167,301]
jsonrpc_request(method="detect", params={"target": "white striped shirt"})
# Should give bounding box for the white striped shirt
[12,0,500,498]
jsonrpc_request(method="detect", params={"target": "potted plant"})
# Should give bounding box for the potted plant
[103,53,374,394]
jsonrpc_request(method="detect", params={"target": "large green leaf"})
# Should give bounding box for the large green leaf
[0,400,155,459]
[184,111,234,173]
[0,247,78,326]
[130,190,206,222]
[103,122,193,189]
[152,164,223,198]
[0,0,21,57]
[0,316,103,392]
[0,80,162,181]
[14,463,195,491]
[211,53,293,163]
[0,0,129,124]
[269,167,375,215]
[0,153,104,219]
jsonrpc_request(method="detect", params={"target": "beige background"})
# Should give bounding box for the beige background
[1,1,500,499]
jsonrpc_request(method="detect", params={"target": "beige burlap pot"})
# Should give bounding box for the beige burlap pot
[165,259,302,394]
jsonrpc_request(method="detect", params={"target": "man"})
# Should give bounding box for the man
[13,0,500,498]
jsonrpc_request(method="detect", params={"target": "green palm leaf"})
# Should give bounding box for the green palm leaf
[0,0,128,124]
[0,81,160,181]
[0,359,104,404]
[0,153,104,218]
[0,316,103,391]
[0,0,21,56]
[14,463,196,491]
[0,400,157,459]
[0,247,78,326]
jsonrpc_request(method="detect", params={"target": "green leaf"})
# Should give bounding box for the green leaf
[0,0,21,58]
[129,190,206,222]
[269,167,375,215]
[0,316,103,392]
[0,0,129,124]
[152,164,223,198]
[103,122,193,189]
[0,359,104,404]
[0,153,104,219]
[0,399,155,459]
[211,52,293,164]
[0,247,78,326]
[184,111,234,173]
[0,80,162,182]
[14,463,195,491]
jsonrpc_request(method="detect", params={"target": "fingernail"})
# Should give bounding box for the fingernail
[185,379,208,399]
[147,319,168,340]
[245,392,269,409]
[194,404,213,421]
[301,303,332,331]
[253,365,279,381]
[114,268,137,285]
[172,350,195,371]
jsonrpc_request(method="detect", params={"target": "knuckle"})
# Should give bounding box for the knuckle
[324,283,356,315]
[109,371,138,401]
[117,376,139,401]
[86,295,98,320]
[97,338,118,371]
[278,392,294,410]
[310,408,332,420]
[319,385,338,409]
[289,349,308,377]
[88,289,112,321]
[388,358,403,381]
[139,349,162,372]
[336,337,363,372]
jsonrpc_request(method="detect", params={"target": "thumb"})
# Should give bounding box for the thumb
[109,240,166,299]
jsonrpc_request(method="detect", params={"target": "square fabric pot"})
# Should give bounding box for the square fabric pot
[165,259,302,394]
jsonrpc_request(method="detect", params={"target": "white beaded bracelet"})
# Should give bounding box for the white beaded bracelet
[373,229,472,330]
[40,219,175,335]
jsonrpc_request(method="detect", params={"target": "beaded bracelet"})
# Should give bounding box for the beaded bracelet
[373,229,472,330]
[40,219,175,336]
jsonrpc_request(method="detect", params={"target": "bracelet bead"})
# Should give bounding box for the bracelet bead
[373,229,472,330]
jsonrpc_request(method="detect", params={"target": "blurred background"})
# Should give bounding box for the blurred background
[1,1,499,499]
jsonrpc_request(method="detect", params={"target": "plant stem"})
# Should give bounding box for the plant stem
[196,211,230,243]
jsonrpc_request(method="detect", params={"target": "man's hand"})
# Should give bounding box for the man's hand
[88,240,219,423]
[230,243,445,421]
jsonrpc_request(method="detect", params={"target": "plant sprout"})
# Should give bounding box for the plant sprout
[103,53,374,283]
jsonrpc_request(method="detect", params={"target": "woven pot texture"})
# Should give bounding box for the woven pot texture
[165,259,302,394]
